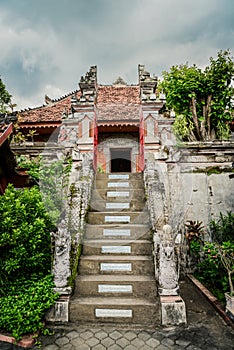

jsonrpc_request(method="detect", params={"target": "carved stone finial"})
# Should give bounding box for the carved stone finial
[113,77,127,86]
[78,66,97,105]
[45,94,53,105]
[138,64,158,102]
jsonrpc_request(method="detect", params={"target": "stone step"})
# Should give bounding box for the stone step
[94,179,143,190]
[69,297,160,324]
[91,188,145,201]
[95,173,143,181]
[78,255,154,275]
[85,224,152,240]
[88,211,149,225]
[90,199,145,212]
[82,239,152,255]
[73,275,157,299]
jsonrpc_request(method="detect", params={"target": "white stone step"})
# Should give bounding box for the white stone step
[74,275,157,299]
[108,182,129,188]
[82,239,152,255]
[107,191,130,197]
[85,224,151,240]
[104,215,131,223]
[105,202,130,209]
[108,174,129,180]
[78,255,154,275]
[101,245,131,254]
[103,228,131,236]
[70,297,160,324]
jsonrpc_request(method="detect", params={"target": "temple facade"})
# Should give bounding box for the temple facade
[17,65,175,172]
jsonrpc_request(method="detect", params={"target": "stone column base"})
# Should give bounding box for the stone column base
[160,295,187,326]
[46,295,70,322]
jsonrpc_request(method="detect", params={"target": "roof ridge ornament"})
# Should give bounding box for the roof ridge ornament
[77,66,97,105]
[138,64,159,103]
[113,77,127,86]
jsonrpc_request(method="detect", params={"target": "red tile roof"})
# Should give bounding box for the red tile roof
[18,92,80,126]
[18,85,142,126]
[96,103,141,123]
[97,85,140,104]
[96,85,141,123]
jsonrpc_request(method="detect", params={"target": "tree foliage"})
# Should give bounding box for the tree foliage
[0,77,12,113]
[160,50,234,141]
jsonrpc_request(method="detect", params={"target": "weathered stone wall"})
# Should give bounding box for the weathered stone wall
[160,142,234,230]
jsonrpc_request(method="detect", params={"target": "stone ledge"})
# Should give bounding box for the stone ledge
[187,274,234,330]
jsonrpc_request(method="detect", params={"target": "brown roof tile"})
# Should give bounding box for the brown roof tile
[18,85,142,126]
[18,92,80,125]
[97,85,140,104]
[96,85,141,123]
[96,103,141,122]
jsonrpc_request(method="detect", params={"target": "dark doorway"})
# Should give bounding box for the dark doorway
[111,149,131,172]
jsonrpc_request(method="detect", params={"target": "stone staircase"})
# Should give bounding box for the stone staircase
[70,173,160,325]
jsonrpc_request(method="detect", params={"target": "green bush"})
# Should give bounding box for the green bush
[194,243,230,302]
[194,212,234,302]
[0,185,58,339]
[210,211,234,243]
[16,155,41,182]
[0,275,58,340]
[0,185,54,280]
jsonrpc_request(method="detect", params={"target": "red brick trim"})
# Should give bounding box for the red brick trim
[0,333,35,348]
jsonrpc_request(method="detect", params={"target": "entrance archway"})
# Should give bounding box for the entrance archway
[110,148,131,172]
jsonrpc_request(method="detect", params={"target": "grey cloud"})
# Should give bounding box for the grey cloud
[0,0,233,109]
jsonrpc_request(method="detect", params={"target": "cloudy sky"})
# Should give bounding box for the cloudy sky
[0,0,233,109]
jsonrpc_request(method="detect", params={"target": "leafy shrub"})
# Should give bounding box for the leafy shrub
[210,211,234,243]
[194,212,234,302]
[185,220,205,269]
[194,243,230,302]
[0,185,54,281]
[0,275,58,340]
[16,155,41,182]
[0,185,58,339]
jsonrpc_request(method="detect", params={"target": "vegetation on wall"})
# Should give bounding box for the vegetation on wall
[16,155,72,225]
[160,50,234,141]
[0,185,58,340]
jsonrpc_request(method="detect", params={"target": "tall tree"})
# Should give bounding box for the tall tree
[0,77,12,114]
[160,50,234,141]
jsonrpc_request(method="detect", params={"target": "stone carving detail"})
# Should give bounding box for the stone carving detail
[51,219,71,292]
[58,125,78,145]
[58,125,68,142]
[154,224,180,296]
